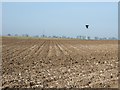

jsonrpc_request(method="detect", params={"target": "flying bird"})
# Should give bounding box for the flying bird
[86,24,89,29]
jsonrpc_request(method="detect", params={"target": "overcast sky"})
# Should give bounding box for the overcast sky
[2,2,118,38]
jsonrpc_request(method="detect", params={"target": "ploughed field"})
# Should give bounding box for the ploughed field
[2,37,118,88]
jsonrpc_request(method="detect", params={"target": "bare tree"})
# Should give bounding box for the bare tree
[94,37,99,40]
[87,36,91,40]
[7,34,11,36]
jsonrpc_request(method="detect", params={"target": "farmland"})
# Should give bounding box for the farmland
[2,37,118,88]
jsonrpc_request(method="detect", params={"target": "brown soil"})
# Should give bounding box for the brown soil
[2,37,118,88]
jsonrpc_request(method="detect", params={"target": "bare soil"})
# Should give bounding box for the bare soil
[2,37,118,88]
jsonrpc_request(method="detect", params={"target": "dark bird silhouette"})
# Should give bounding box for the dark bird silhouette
[86,24,89,29]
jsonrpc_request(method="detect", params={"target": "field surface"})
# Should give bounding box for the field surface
[2,37,118,88]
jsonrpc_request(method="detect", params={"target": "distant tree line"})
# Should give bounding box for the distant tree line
[76,35,117,40]
[5,34,118,40]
